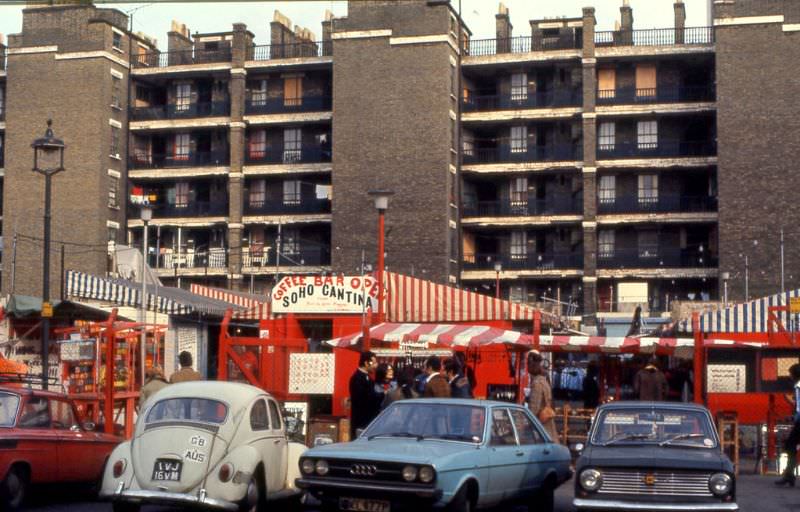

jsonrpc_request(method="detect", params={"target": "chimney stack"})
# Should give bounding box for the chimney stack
[674,0,686,44]
[496,2,512,53]
[620,0,634,45]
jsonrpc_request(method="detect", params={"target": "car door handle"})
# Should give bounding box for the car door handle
[273,439,281,444]
[515,451,524,457]
[543,449,551,455]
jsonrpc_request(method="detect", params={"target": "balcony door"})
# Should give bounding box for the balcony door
[283,128,302,163]
[509,177,528,214]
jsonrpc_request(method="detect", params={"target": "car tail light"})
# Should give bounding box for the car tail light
[219,463,234,483]
[113,459,126,478]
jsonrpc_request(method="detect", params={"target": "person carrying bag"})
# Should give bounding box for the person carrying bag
[527,350,559,442]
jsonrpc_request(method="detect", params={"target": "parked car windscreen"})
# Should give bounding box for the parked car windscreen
[591,407,716,447]
[0,393,20,427]
[364,402,486,443]
[146,398,228,424]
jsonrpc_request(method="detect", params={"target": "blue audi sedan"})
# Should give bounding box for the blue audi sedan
[296,398,572,512]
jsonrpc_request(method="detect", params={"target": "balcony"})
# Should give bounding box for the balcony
[594,27,714,47]
[130,101,230,121]
[152,201,229,219]
[598,195,717,214]
[597,140,716,159]
[250,41,332,61]
[242,245,331,267]
[464,144,581,164]
[245,145,331,165]
[151,247,229,272]
[463,198,582,217]
[244,198,331,216]
[598,248,716,269]
[245,95,332,115]
[468,35,581,57]
[129,150,230,170]
[134,48,232,69]
[597,85,715,105]
[464,252,583,271]
[464,90,581,111]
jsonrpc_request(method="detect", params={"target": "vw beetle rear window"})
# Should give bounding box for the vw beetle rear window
[0,393,20,427]
[146,398,228,424]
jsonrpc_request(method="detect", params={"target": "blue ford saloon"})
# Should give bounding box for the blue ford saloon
[296,398,572,512]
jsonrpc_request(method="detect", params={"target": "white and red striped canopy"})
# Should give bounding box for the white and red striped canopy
[189,284,270,320]
[325,322,534,348]
[539,335,694,355]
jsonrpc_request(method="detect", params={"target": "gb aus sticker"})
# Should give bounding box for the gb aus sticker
[184,448,207,463]
[190,435,208,448]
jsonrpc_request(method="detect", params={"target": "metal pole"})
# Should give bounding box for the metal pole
[377,209,386,322]
[10,227,17,295]
[723,279,728,307]
[42,173,52,390]
[275,221,282,281]
[140,221,149,388]
[745,255,749,301]
[781,228,785,294]
[495,270,500,299]
[60,244,65,301]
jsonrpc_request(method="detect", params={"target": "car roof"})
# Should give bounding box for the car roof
[596,401,711,413]
[393,398,526,408]
[0,385,67,400]
[150,380,270,407]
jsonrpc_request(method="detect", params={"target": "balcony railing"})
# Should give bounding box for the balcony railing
[245,145,332,165]
[129,150,230,170]
[597,140,716,159]
[463,90,581,111]
[250,41,332,61]
[598,195,717,214]
[464,252,583,270]
[245,95,332,115]
[134,48,232,68]
[244,198,331,215]
[147,201,229,218]
[130,101,231,121]
[463,197,582,217]
[464,144,581,164]
[597,85,715,105]
[594,27,714,47]
[598,248,716,269]
[468,35,581,56]
[242,246,331,267]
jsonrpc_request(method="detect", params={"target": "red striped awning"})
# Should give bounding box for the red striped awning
[538,335,694,355]
[189,284,270,320]
[326,322,534,348]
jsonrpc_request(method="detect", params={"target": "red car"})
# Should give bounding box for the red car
[0,385,121,510]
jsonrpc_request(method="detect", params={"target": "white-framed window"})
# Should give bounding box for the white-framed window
[175,83,191,112]
[111,76,121,109]
[598,175,616,204]
[510,177,527,205]
[281,228,300,256]
[283,128,302,163]
[638,174,659,206]
[174,133,190,161]
[598,122,615,151]
[134,137,152,164]
[510,126,527,154]
[110,126,120,156]
[249,179,266,207]
[175,182,190,208]
[112,31,122,51]
[598,230,615,259]
[511,73,528,102]
[283,180,301,205]
[248,130,266,160]
[108,176,119,209]
[637,120,658,149]
[252,79,268,106]
[638,230,659,258]
[511,231,527,260]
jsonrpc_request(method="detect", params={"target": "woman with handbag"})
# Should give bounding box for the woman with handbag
[527,350,559,443]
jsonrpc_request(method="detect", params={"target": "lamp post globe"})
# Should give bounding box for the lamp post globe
[367,190,394,325]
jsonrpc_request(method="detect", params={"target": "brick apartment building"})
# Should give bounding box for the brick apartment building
[0,0,797,327]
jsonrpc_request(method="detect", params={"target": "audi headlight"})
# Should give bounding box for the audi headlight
[418,466,435,483]
[579,468,602,492]
[301,459,315,475]
[315,460,330,476]
[709,473,732,496]
[402,465,418,482]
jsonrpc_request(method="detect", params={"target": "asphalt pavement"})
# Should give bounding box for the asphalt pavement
[20,475,800,512]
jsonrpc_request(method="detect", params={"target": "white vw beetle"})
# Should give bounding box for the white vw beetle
[100,381,305,512]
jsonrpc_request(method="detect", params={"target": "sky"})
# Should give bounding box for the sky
[0,0,711,49]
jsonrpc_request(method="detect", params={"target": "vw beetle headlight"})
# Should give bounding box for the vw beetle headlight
[315,459,330,476]
[579,468,602,492]
[418,466,435,483]
[301,459,315,475]
[709,473,732,496]
[402,465,418,482]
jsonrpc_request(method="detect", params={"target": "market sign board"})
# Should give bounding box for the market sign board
[59,339,96,361]
[272,275,378,314]
[706,364,747,393]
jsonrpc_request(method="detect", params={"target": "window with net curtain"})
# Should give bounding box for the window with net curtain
[598,122,615,151]
[511,72,528,102]
[638,174,659,207]
[598,175,616,206]
[598,230,615,259]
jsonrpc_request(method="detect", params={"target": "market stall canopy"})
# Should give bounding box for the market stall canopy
[3,295,109,321]
[65,270,246,317]
[539,335,695,355]
[189,284,270,320]
[325,322,534,348]
[685,288,800,334]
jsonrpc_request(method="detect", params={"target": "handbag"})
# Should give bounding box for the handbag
[538,404,556,423]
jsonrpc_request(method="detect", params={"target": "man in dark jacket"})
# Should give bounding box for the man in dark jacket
[349,351,381,439]
[633,357,669,401]
[445,359,473,398]
[423,356,451,398]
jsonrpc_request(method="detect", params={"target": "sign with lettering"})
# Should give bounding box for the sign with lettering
[791,297,800,314]
[706,364,747,393]
[272,275,379,314]
[59,339,96,362]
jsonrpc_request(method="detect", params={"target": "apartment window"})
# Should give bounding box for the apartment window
[249,179,266,208]
[637,120,658,150]
[0,86,4,116]
[110,126,120,156]
[283,128,302,163]
[283,180,301,205]
[135,85,150,104]
[598,175,616,204]
[284,76,302,107]
[175,83,191,112]
[638,174,659,206]
[597,68,616,99]
[510,126,527,154]
[252,79,268,106]
[509,285,526,303]
[108,176,119,209]
[112,31,122,51]
[598,231,615,259]
[174,133,190,161]
[111,76,121,109]
[108,225,118,243]
[635,63,657,99]
[281,228,300,257]
[638,230,659,258]
[598,122,615,151]
[511,231,527,260]
[175,182,190,208]
[134,138,152,164]
[511,73,528,102]
[510,177,528,211]
[249,130,266,160]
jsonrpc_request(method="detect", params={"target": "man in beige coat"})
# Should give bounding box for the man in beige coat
[170,351,203,383]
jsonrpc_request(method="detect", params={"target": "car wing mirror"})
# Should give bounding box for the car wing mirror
[570,442,585,453]
[355,428,365,439]
[82,421,96,432]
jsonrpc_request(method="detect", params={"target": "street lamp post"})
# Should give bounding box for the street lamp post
[139,204,153,388]
[721,271,730,307]
[494,261,502,299]
[368,190,394,324]
[31,120,65,390]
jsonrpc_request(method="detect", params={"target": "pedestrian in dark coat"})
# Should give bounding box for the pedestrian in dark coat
[633,357,669,401]
[382,366,419,409]
[423,356,451,398]
[445,359,473,398]
[583,361,601,409]
[777,364,800,486]
[349,351,382,439]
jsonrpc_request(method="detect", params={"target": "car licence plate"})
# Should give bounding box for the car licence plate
[339,497,391,512]
[151,459,183,481]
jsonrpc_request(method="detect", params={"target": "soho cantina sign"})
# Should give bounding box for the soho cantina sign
[272,275,379,314]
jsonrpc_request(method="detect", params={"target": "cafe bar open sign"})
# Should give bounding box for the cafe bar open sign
[272,275,379,314]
